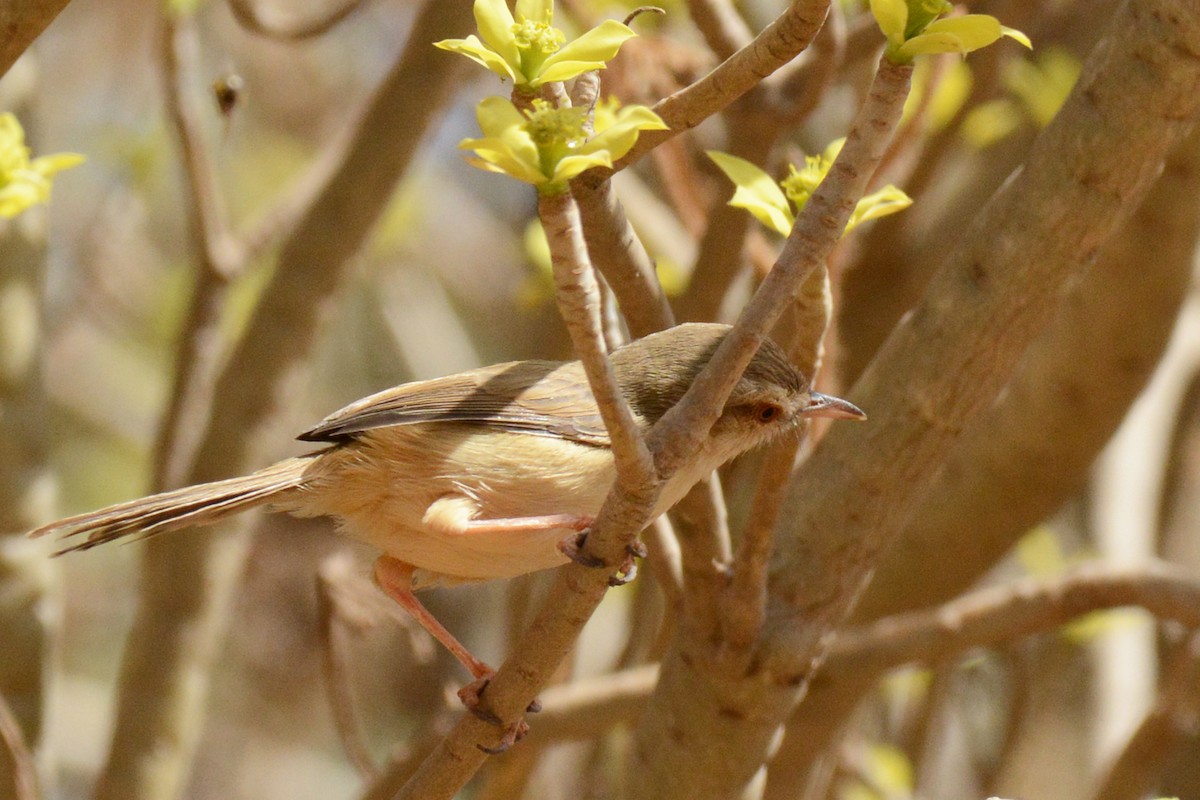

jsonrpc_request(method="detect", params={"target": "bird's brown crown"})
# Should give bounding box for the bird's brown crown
[611,323,805,426]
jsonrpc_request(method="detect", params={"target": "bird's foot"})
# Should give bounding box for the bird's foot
[557,532,647,586]
[457,675,541,754]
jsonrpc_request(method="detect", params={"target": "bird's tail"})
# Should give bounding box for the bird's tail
[29,456,313,554]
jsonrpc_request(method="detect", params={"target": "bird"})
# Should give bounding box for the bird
[30,322,864,690]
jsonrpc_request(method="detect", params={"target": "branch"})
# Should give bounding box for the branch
[571,178,675,338]
[825,564,1200,672]
[151,13,239,493]
[540,191,656,479]
[626,53,912,800]
[769,107,1200,795]
[0,0,72,79]
[854,121,1200,623]
[410,565,1200,747]
[649,56,911,479]
[1091,631,1200,800]
[766,0,1200,671]
[685,0,753,61]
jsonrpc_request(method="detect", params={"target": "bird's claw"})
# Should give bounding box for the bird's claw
[557,532,646,586]
[457,675,540,754]
[557,530,606,568]
[478,718,531,754]
[609,540,647,587]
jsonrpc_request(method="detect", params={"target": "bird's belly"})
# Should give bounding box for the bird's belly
[292,425,616,586]
[385,525,576,589]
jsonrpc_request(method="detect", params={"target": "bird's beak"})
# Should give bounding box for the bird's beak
[802,392,867,421]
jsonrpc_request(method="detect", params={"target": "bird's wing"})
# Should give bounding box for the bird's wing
[297,360,611,447]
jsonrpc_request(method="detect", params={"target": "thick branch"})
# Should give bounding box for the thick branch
[768,107,1200,797]
[766,0,1200,671]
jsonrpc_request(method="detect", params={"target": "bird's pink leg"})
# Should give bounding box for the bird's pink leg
[373,555,493,680]
[373,555,534,752]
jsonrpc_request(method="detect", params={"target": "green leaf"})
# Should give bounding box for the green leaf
[708,150,794,236]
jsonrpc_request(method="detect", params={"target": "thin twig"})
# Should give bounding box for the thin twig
[571,177,675,339]
[685,0,753,61]
[394,187,663,795]
[542,191,655,476]
[642,515,684,604]
[598,0,832,174]
[356,715,456,800]
[152,13,240,493]
[668,477,732,639]
[825,564,1200,673]
[719,438,800,653]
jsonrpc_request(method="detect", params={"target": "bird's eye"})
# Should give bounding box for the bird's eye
[755,403,781,423]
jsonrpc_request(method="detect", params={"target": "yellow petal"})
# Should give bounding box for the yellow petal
[846,185,911,231]
[898,15,1001,58]
[473,0,520,67]
[536,20,635,85]
[551,151,614,185]
[31,152,85,177]
[869,0,909,45]
[434,35,520,83]
[581,104,667,161]
[515,0,553,23]
[1001,25,1033,49]
[473,95,528,137]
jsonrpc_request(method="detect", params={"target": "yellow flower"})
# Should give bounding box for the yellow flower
[0,112,84,219]
[460,96,667,194]
[869,0,1030,64]
[708,142,912,237]
[436,0,635,89]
